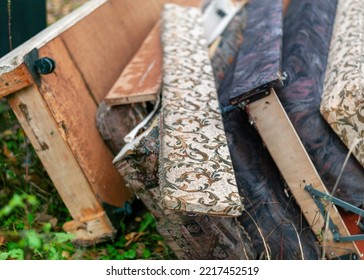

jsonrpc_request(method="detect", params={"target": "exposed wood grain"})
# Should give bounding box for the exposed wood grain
[0,0,107,72]
[104,21,162,106]
[103,0,213,106]
[38,37,131,208]
[0,64,33,98]
[63,211,115,245]
[7,84,103,220]
[247,88,361,259]
[61,0,163,104]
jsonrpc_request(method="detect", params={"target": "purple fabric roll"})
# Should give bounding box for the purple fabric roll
[277,0,364,206]
[229,0,283,105]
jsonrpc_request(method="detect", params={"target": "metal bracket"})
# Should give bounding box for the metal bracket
[23,48,56,88]
[304,184,364,243]
[220,86,272,118]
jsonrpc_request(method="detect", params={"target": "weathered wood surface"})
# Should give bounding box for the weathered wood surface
[0,0,177,242]
[103,0,209,106]
[0,64,34,98]
[37,37,130,208]
[0,0,107,75]
[104,21,162,106]
[248,89,361,259]
[7,84,115,242]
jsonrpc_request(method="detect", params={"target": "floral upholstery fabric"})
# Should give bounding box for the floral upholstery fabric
[321,0,364,169]
[159,4,242,216]
[110,2,256,260]
[109,0,323,259]
[113,116,256,260]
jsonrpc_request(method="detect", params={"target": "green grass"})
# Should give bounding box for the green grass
[0,100,174,260]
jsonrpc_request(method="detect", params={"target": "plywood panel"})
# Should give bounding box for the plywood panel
[104,21,162,106]
[61,0,164,104]
[0,64,33,98]
[38,37,130,208]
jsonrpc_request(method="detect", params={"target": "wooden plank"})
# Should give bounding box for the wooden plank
[0,64,33,98]
[247,88,362,259]
[0,0,107,72]
[7,84,104,220]
[61,0,164,104]
[63,211,115,245]
[103,0,213,107]
[37,37,131,208]
[104,21,162,106]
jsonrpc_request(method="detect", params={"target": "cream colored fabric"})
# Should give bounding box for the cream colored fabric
[321,0,364,168]
[159,4,243,216]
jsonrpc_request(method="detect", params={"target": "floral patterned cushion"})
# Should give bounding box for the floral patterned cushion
[113,117,256,260]
[321,0,364,169]
[159,3,243,216]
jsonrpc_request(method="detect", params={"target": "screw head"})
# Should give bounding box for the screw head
[34,57,56,75]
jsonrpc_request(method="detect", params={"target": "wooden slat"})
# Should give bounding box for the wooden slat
[103,0,213,106]
[0,64,33,98]
[7,84,103,220]
[247,88,362,259]
[0,0,107,72]
[62,211,115,245]
[104,21,162,106]
[38,37,130,208]
[61,0,164,104]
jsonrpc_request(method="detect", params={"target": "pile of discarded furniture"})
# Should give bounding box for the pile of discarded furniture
[0,0,363,260]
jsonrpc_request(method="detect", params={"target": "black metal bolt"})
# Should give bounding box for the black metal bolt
[112,202,132,216]
[34,57,56,75]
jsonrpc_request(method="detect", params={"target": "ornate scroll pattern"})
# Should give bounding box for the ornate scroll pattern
[321,0,364,168]
[160,4,242,216]
[113,116,256,260]
[229,0,283,104]
[277,0,364,206]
